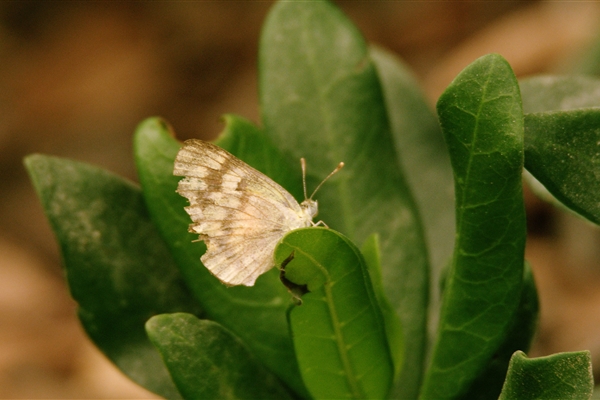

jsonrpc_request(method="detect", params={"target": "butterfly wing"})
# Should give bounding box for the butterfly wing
[173,139,312,286]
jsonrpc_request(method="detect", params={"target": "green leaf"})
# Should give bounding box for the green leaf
[520,76,600,224]
[133,117,308,397]
[370,49,455,395]
[459,262,539,400]
[520,75,600,114]
[420,54,526,400]
[146,313,293,400]
[259,2,429,397]
[274,228,393,400]
[370,46,455,279]
[24,154,204,399]
[498,351,593,400]
[524,109,600,226]
[361,234,404,380]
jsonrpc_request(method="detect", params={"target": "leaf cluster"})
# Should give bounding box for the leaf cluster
[24,1,599,399]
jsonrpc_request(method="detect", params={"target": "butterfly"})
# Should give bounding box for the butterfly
[173,139,343,287]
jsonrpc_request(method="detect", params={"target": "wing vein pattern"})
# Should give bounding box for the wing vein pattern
[173,139,313,286]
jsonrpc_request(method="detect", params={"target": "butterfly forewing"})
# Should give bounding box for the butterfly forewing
[173,139,313,286]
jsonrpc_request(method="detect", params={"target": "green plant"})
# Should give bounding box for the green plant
[23,1,599,399]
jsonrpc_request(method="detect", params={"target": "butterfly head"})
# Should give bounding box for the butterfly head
[300,198,319,220]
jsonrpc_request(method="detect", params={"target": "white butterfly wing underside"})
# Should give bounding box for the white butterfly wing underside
[173,139,312,286]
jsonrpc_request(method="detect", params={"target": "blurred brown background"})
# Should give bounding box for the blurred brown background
[1,1,600,397]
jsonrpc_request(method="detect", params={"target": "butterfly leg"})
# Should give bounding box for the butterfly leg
[311,220,329,228]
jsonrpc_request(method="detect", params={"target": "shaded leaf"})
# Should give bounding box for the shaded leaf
[498,351,593,400]
[361,234,404,380]
[275,228,393,400]
[260,2,429,397]
[520,75,600,114]
[370,45,455,279]
[525,109,600,226]
[146,313,293,400]
[24,154,204,399]
[420,54,526,399]
[371,48,455,395]
[520,76,600,224]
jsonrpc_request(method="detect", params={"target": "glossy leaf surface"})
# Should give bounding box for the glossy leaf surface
[421,54,526,399]
[275,228,393,400]
[146,313,292,400]
[498,351,593,400]
[25,154,204,399]
[260,2,429,397]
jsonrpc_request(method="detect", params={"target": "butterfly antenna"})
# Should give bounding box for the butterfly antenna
[301,158,309,200]
[308,161,345,200]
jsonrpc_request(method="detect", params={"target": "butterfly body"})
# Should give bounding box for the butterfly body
[174,139,316,286]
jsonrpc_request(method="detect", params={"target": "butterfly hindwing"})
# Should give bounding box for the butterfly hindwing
[174,139,312,286]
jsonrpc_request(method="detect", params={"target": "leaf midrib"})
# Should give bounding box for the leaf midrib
[290,243,365,399]
[454,63,495,264]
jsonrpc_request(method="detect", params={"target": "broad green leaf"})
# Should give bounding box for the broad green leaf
[24,154,204,399]
[520,75,600,114]
[370,45,455,280]
[420,54,526,400]
[274,228,393,400]
[260,2,429,397]
[520,76,600,224]
[361,234,404,380]
[146,313,293,400]
[498,351,593,400]
[133,117,308,397]
[458,262,539,400]
[525,109,600,226]
[370,49,454,395]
